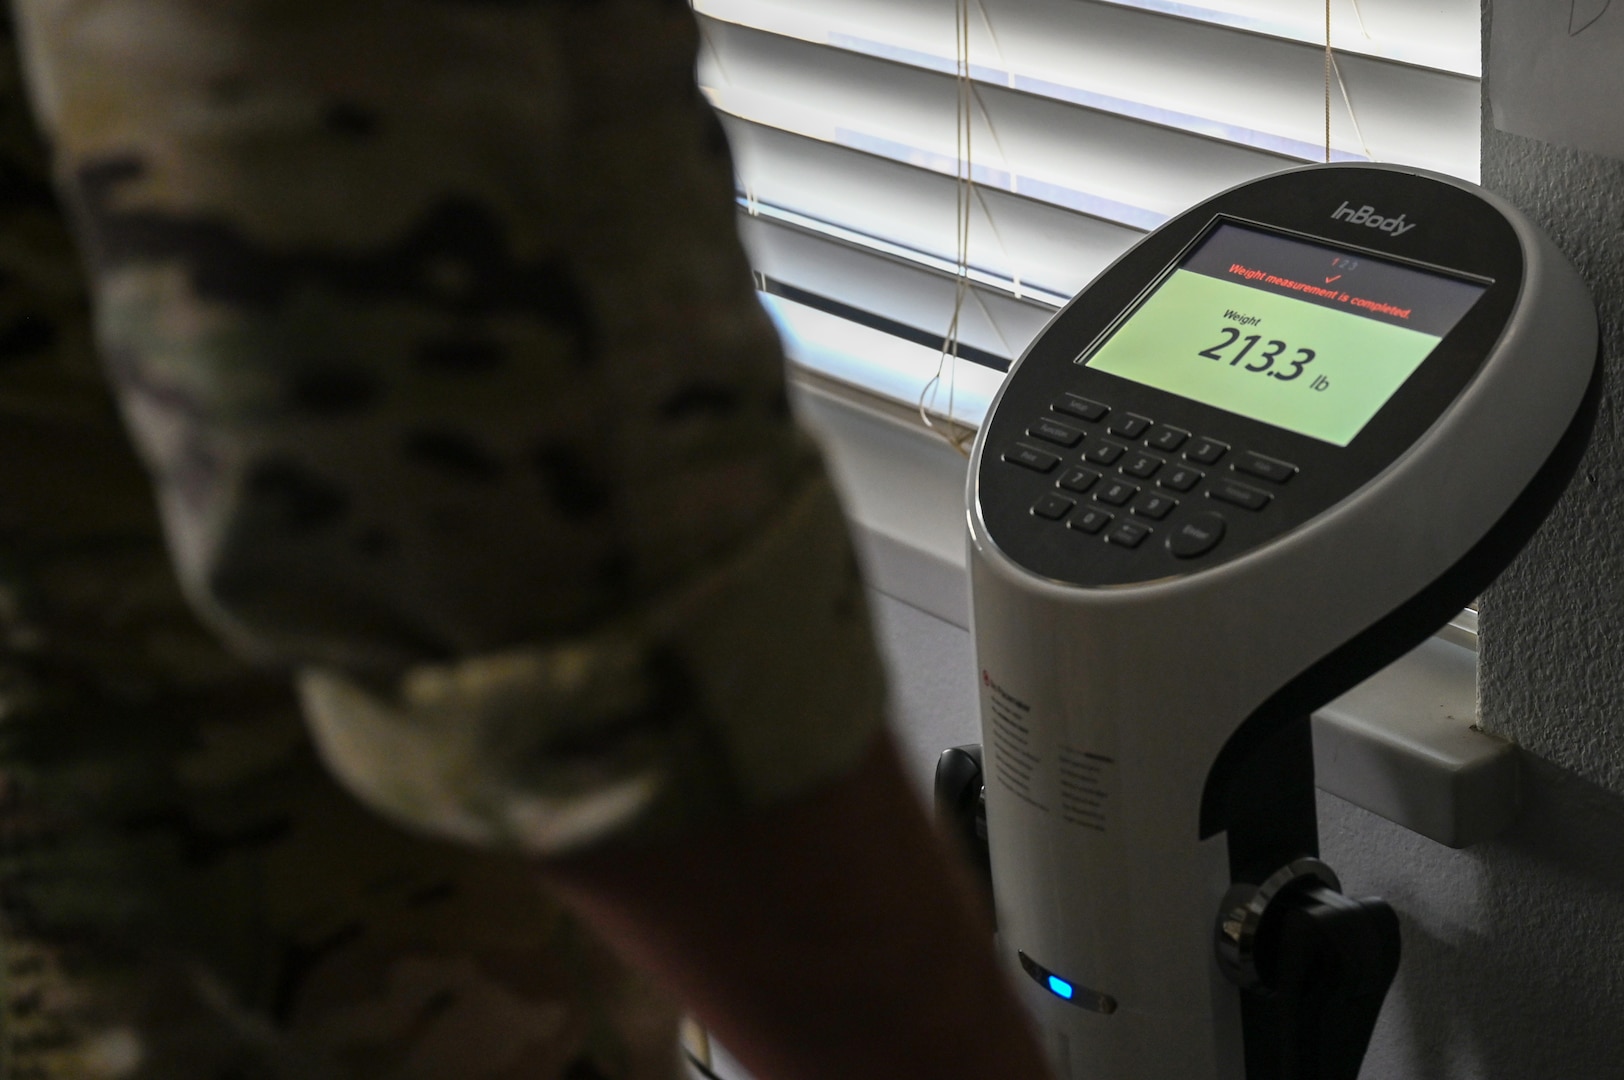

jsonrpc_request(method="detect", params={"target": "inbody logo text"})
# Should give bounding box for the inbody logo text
[1332,201,1416,237]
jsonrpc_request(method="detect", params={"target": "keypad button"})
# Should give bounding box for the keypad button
[1132,493,1178,521]
[1054,395,1109,422]
[1234,451,1299,484]
[1146,425,1190,452]
[1058,467,1102,494]
[1085,439,1129,466]
[1122,452,1164,479]
[1108,413,1153,439]
[1210,479,1272,511]
[1032,493,1075,520]
[1096,479,1139,506]
[1069,507,1113,534]
[1030,417,1086,448]
[1186,437,1230,465]
[1168,512,1227,558]
[1160,465,1204,493]
[1105,520,1152,548]
[1004,444,1061,473]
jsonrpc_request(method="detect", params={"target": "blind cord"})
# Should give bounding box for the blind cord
[922,0,1366,449]
[1325,3,1374,164]
[920,0,977,457]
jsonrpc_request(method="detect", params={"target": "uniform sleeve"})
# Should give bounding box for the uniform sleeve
[12,0,888,854]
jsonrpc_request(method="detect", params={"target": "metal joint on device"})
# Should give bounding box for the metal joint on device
[1215,857,1341,989]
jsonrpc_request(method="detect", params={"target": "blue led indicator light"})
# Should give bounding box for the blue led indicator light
[1047,975,1076,1000]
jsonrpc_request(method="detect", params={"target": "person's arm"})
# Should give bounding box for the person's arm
[545,734,1054,1080]
[17,2,1056,1076]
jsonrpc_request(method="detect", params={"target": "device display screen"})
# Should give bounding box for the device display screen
[1079,222,1489,446]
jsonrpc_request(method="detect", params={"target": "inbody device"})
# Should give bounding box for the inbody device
[962,164,1598,1079]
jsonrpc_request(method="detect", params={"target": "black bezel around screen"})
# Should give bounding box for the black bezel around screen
[1072,217,1491,448]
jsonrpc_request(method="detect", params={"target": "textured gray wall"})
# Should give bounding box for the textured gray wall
[1322,763,1624,1077]
[1476,91,1624,795]
[1421,4,1624,1070]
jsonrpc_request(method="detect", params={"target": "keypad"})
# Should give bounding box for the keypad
[1185,437,1229,465]
[1004,444,1060,473]
[1105,520,1152,548]
[1160,465,1204,493]
[1234,451,1298,484]
[1005,397,1301,564]
[1096,479,1139,506]
[1069,507,1113,534]
[1058,467,1101,494]
[1122,452,1164,479]
[1169,513,1227,558]
[1132,493,1177,521]
[1210,478,1272,511]
[1053,395,1109,422]
[1108,413,1153,440]
[1146,425,1189,452]
[1085,440,1129,466]
[1032,493,1075,520]
[1031,418,1086,448]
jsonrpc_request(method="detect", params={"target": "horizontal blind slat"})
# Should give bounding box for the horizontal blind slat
[697,0,1478,74]
[765,293,1006,426]
[741,211,1061,364]
[1090,0,1479,74]
[697,0,1479,177]
[701,18,1304,221]
[722,117,1144,300]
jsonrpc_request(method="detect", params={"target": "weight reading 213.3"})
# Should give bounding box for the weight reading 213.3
[1198,327,1316,381]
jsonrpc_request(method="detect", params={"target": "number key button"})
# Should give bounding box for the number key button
[1069,508,1113,535]
[1234,451,1298,484]
[1108,413,1153,439]
[1096,479,1139,506]
[1210,479,1272,511]
[1030,417,1086,448]
[1132,492,1178,521]
[1085,439,1129,466]
[1032,493,1075,521]
[1146,425,1190,452]
[1186,437,1229,465]
[1160,465,1204,493]
[1122,452,1164,479]
[1058,467,1102,494]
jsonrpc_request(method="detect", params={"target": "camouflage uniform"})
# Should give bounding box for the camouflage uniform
[0,0,887,1076]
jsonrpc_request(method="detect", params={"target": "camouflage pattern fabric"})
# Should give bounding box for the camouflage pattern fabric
[12,0,886,855]
[0,0,890,1075]
[0,9,687,1077]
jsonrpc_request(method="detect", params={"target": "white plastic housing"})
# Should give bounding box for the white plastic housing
[967,168,1595,1079]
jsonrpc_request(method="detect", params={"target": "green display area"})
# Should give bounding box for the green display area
[1083,270,1443,446]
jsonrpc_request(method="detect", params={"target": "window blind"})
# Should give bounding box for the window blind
[694,0,1481,422]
